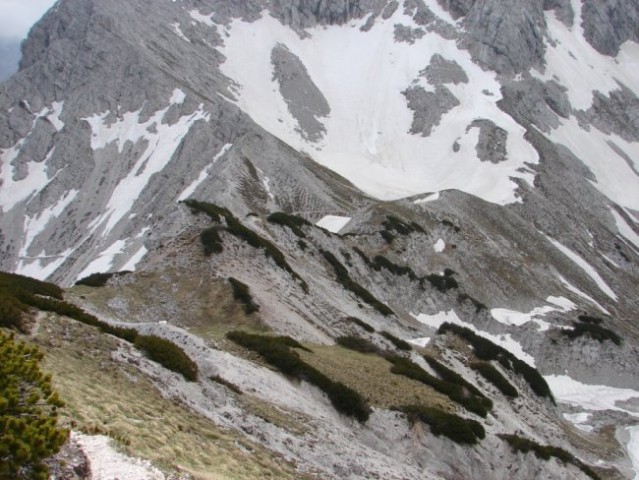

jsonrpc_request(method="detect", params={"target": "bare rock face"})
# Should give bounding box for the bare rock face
[469,119,507,164]
[403,85,460,136]
[581,0,639,56]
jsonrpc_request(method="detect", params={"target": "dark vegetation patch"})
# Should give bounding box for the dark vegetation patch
[346,316,375,333]
[386,355,490,417]
[200,227,224,255]
[209,375,242,395]
[134,335,199,382]
[0,271,198,382]
[380,331,412,351]
[226,331,370,422]
[562,322,622,346]
[424,270,459,293]
[437,323,553,402]
[228,277,260,314]
[297,239,308,251]
[423,356,492,409]
[499,434,600,480]
[183,200,308,293]
[578,315,604,325]
[75,271,132,287]
[267,212,312,238]
[441,219,461,232]
[399,405,485,445]
[378,215,425,244]
[336,336,380,354]
[457,293,488,312]
[471,362,518,398]
[321,250,394,316]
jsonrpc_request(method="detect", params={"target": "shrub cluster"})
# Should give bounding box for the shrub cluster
[441,219,461,232]
[578,315,604,325]
[210,375,242,395]
[0,331,69,480]
[499,434,600,480]
[75,271,131,287]
[424,271,459,293]
[336,336,379,354]
[184,200,308,293]
[226,331,370,422]
[228,277,260,314]
[380,331,412,351]
[562,322,622,346]
[267,212,311,238]
[386,355,490,417]
[399,405,485,445]
[423,356,491,407]
[457,293,488,313]
[437,323,553,402]
[200,227,224,255]
[382,215,425,235]
[134,335,199,382]
[321,250,394,316]
[470,361,518,398]
[346,316,375,333]
[0,271,199,382]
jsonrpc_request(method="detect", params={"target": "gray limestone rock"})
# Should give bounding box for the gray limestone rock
[393,24,426,44]
[580,85,639,142]
[421,54,469,86]
[581,0,639,57]
[403,85,460,136]
[271,43,330,142]
[469,119,508,164]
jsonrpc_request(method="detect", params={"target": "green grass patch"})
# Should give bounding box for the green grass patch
[399,405,485,445]
[226,331,370,422]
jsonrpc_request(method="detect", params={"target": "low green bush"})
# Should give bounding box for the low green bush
[470,362,518,398]
[228,278,260,314]
[267,212,311,238]
[346,316,375,333]
[499,434,600,480]
[423,356,491,409]
[372,256,418,280]
[210,375,242,395]
[380,230,395,244]
[382,215,425,235]
[577,315,604,325]
[182,199,233,223]
[226,331,370,422]
[386,355,489,417]
[336,336,379,354]
[380,331,412,351]
[562,322,622,346]
[437,323,554,402]
[75,271,132,287]
[457,293,488,312]
[134,335,198,382]
[200,227,224,255]
[424,273,459,292]
[400,405,485,445]
[321,250,394,316]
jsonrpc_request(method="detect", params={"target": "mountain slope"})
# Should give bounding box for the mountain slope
[1,0,639,478]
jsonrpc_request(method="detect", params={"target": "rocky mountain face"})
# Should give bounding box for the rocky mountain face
[1,0,639,478]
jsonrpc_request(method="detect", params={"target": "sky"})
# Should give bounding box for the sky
[0,0,58,39]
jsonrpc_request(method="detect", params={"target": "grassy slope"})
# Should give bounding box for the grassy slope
[33,314,308,480]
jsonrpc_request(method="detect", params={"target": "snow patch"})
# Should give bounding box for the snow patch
[85,102,209,235]
[77,240,128,279]
[563,412,594,433]
[170,88,186,104]
[413,192,440,204]
[121,244,148,271]
[611,208,639,250]
[548,237,617,300]
[316,215,351,233]
[433,238,445,252]
[15,247,75,281]
[407,337,431,348]
[220,10,538,204]
[545,375,639,418]
[0,142,51,212]
[559,275,610,315]
[491,297,575,332]
[20,189,78,256]
[627,426,639,480]
[189,9,215,27]
[171,22,190,42]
